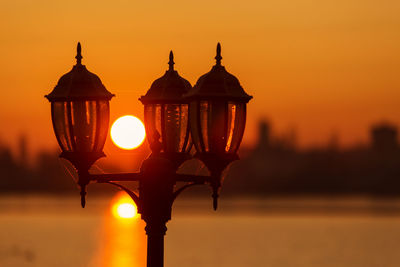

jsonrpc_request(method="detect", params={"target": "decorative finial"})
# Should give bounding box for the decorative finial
[80,185,86,208]
[168,50,175,71]
[213,194,218,211]
[215,42,222,66]
[76,42,83,65]
[212,187,219,211]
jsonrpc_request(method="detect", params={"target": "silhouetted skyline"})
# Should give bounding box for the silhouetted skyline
[2,120,400,197]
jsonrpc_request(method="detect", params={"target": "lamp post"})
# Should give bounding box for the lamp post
[45,42,252,267]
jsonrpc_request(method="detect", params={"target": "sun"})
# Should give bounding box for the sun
[111,115,146,150]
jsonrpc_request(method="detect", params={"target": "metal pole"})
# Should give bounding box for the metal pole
[140,156,175,267]
[145,223,167,267]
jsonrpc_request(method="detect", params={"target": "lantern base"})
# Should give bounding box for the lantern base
[195,152,239,174]
[60,151,106,172]
[195,152,239,210]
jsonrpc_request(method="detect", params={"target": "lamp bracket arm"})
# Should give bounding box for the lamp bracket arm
[175,173,212,184]
[89,172,141,183]
[104,181,140,208]
[172,182,203,202]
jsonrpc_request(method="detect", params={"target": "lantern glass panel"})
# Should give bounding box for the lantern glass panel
[225,102,246,153]
[164,104,190,152]
[71,101,97,151]
[189,101,202,153]
[93,100,110,152]
[190,100,246,154]
[51,100,110,153]
[144,103,163,149]
[199,101,209,152]
[144,103,191,153]
[52,102,73,152]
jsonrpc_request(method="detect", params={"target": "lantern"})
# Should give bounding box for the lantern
[139,51,192,168]
[46,43,114,169]
[45,43,114,207]
[185,43,252,208]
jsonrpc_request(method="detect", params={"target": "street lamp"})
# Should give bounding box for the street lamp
[45,42,252,267]
[45,42,114,207]
[185,43,253,209]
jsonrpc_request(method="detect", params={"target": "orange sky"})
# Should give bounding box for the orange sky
[1,0,400,157]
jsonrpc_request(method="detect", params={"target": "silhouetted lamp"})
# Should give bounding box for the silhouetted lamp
[45,43,114,206]
[185,43,252,208]
[45,43,252,267]
[139,51,192,168]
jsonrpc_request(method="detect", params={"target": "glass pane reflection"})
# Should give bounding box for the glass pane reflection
[190,100,246,154]
[52,102,73,151]
[51,100,110,153]
[144,103,191,153]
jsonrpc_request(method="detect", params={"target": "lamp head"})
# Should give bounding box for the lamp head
[45,43,114,171]
[139,51,193,168]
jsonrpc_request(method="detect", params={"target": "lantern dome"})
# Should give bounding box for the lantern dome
[140,51,191,104]
[185,43,252,103]
[46,43,114,102]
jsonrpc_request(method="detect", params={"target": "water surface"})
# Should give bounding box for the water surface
[0,196,400,267]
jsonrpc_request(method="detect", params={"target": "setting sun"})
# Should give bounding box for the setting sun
[110,115,146,150]
[111,192,139,219]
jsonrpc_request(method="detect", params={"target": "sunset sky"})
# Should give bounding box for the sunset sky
[1,0,400,157]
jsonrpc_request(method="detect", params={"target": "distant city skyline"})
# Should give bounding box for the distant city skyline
[2,119,400,197]
[2,119,400,171]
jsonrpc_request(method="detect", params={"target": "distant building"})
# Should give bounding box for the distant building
[223,120,400,197]
[18,134,28,166]
[255,120,270,151]
[370,123,398,152]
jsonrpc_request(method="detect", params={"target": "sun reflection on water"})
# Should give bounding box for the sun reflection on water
[111,192,139,219]
[90,192,146,267]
